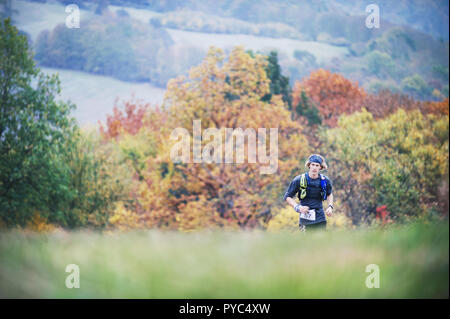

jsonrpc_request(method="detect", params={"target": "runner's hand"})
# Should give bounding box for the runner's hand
[325,207,333,217]
[300,206,310,214]
[294,204,309,214]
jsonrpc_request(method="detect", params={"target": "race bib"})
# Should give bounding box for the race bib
[300,209,316,221]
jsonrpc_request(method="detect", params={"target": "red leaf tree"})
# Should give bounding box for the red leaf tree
[293,69,366,127]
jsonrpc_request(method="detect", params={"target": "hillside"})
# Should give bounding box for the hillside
[6,0,449,124]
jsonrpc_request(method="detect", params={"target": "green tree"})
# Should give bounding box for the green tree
[431,65,449,81]
[261,51,292,109]
[365,50,396,78]
[61,129,134,228]
[0,18,78,227]
[401,74,432,100]
[293,90,322,126]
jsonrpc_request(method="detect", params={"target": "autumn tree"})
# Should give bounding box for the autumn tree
[425,98,449,116]
[321,108,449,224]
[161,47,309,230]
[99,98,150,139]
[362,89,424,119]
[293,69,366,127]
[106,47,310,231]
[361,90,448,120]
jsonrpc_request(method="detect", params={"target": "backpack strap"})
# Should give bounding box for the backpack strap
[299,173,307,199]
[320,174,328,200]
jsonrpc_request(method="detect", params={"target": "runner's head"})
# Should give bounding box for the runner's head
[305,154,327,172]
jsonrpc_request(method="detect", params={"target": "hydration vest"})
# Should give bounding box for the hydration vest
[299,173,328,201]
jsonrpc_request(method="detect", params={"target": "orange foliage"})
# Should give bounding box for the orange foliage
[425,98,449,116]
[293,69,366,127]
[99,98,150,139]
[361,89,449,119]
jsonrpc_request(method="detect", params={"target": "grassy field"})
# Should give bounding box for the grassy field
[0,221,448,298]
[165,28,349,64]
[40,67,166,126]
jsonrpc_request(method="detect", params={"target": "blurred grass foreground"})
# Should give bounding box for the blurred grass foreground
[0,221,448,298]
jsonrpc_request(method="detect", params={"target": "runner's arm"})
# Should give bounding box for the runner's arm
[285,196,298,208]
[327,193,334,209]
[284,176,308,212]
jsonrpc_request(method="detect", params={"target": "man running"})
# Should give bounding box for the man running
[284,154,334,231]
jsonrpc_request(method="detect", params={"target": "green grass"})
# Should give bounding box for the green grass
[0,221,448,298]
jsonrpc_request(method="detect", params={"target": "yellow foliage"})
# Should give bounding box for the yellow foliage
[26,212,55,232]
[326,213,353,230]
[108,202,144,231]
[267,206,299,232]
[325,199,354,229]
[325,108,449,222]
[267,204,352,232]
[176,196,226,232]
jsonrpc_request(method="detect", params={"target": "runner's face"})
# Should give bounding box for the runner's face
[309,162,321,175]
